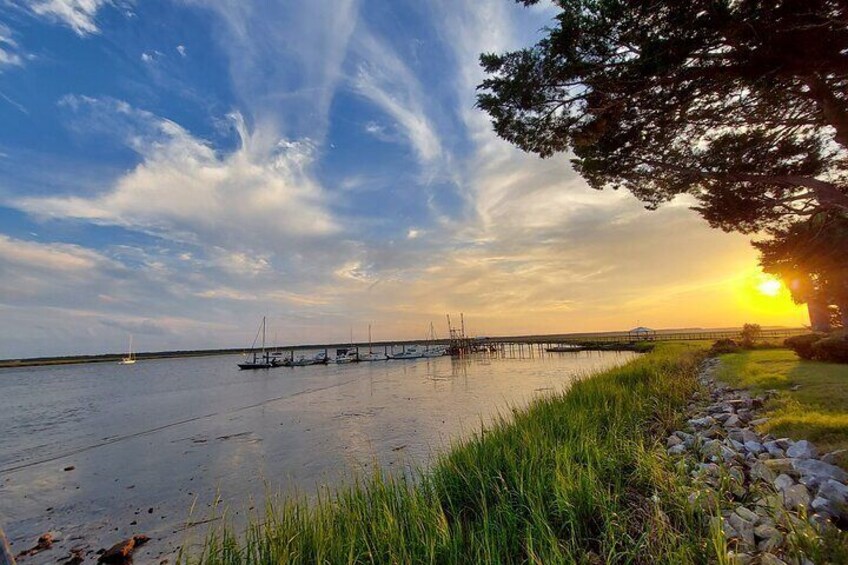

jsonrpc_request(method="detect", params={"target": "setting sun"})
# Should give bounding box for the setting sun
[757,277,783,297]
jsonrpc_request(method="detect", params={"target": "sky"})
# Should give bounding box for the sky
[0,0,808,358]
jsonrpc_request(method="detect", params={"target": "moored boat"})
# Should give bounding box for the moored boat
[119,334,137,365]
[238,317,280,369]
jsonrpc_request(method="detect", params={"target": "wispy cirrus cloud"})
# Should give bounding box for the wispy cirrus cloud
[0,23,25,70]
[351,29,443,167]
[27,0,114,36]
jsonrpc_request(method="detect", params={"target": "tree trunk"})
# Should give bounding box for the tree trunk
[807,298,832,333]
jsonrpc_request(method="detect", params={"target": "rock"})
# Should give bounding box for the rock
[98,535,149,564]
[674,430,693,440]
[754,523,783,552]
[735,506,759,524]
[773,473,794,492]
[726,551,752,565]
[688,416,716,429]
[792,458,848,490]
[759,553,788,565]
[702,426,722,439]
[782,484,811,511]
[667,444,687,456]
[16,533,55,559]
[764,459,794,474]
[702,439,723,458]
[751,461,776,483]
[762,441,785,458]
[812,496,838,520]
[740,429,760,444]
[749,417,769,427]
[786,440,817,459]
[744,441,764,455]
[727,512,756,548]
[667,435,683,448]
[724,414,742,429]
[822,449,847,465]
[63,466,75,471]
[816,479,848,519]
[728,438,745,452]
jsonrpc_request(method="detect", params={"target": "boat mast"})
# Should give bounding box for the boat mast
[262,316,266,360]
[368,323,372,354]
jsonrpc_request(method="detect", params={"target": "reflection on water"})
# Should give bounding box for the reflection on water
[0,350,637,561]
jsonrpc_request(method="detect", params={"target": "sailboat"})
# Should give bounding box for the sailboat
[119,335,136,365]
[359,324,385,361]
[423,322,446,358]
[238,316,279,369]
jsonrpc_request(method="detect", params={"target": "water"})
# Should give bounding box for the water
[0,350,637,562]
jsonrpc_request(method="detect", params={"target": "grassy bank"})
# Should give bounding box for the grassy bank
[184,343,720,564]
[717,348,848,466]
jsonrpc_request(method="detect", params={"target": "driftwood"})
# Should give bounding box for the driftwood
[0,526,15,565]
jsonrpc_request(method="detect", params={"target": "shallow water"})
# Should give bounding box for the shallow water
[0,350,637,562]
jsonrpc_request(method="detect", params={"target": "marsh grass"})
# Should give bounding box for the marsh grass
[183,343,720,564]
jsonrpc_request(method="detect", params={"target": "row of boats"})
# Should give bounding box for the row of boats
[237,317,448,370]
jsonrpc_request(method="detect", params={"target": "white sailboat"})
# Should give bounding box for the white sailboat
[119,335,136,365]
[358,324,385,361]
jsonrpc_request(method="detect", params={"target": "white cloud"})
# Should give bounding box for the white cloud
[352,31,442,166]
[29,0,112,36]
[0,23,24,70]
[16,97,339,251]
[176,44,187,57]
[186,0,360,141]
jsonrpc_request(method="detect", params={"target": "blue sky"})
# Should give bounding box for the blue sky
[0,0,807,357]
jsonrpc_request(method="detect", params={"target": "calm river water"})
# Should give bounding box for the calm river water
[0,350,637,562]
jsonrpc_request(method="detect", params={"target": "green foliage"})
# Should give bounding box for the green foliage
[710,339,740,355]
[477,0,848,234]
[183,344,723,564]
[811,330,848,363]
[784,334,824,360]
[739,324,762,348]
[785,330,848,363]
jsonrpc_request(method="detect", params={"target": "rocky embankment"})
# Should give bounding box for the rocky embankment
[667,357,847,564]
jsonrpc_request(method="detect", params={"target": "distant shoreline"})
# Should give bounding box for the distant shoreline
[0,326,806,369]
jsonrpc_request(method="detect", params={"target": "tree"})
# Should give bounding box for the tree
[755,212,848,328]
[477,0,848,233]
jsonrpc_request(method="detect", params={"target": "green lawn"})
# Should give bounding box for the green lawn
[717,348,848,465]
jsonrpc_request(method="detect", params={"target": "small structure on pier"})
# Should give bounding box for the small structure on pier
[446,313,474,356]
[628,326,656,341]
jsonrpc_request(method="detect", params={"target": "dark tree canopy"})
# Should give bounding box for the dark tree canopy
[478,0,848,234]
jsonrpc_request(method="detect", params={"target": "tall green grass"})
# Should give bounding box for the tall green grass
[184,343,716,564]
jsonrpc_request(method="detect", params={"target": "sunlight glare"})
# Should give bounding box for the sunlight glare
[757,277,783,297]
